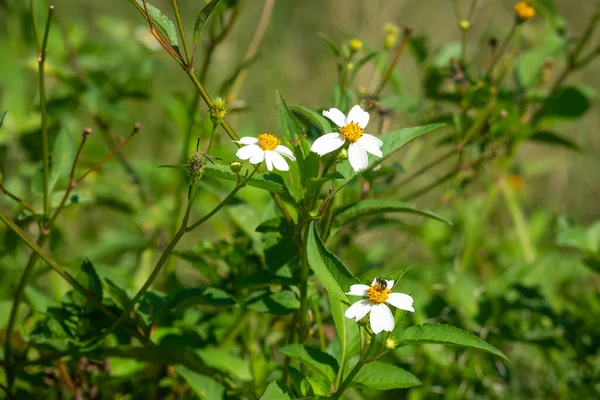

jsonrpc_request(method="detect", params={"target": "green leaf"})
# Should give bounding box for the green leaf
[72,259,103,309]
[128,0,179,47]
[196,348,252,381]
[515,34,564,88]
[203,162,286,194]
[193,0,221,50]
[259,381,292,400]
[279,344,339,383]
[539,86,591,119]
[529,130,580,151]
[290,104,332,134]
[175,365,225,400]
[330,296,360,370]
[399,323,508,361]
[167,287,236,308]
[0,110,6,129]
[277,92,305,142]
[247,290,299,315]
[48,126,76,194]
[336,124,444,187]
[333,199,450,227]
[306,221,359,303]
[350,361,421,390]
[317,32,341,58]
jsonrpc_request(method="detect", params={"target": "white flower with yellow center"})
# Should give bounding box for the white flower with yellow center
[234,133,296,171]
[311,105,383,172]
[345,278,414,334]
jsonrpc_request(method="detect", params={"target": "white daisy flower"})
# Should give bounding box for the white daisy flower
[312,105,383,172]
[345,277,414,334]
[234,133,296,172]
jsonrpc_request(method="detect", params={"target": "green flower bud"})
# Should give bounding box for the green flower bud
[335,148,348,163]
[230,161,242,174]
[459,20,471,31]
[385,337,399,350]
[187,152,205,183]
[210,97,228,125]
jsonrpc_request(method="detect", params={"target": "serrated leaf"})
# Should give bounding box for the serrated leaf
[259,381,292,400]
[336,124,444,188]
[193,0,221,50]
[290,105,332,134]
[175,365,225,400]
[333,199,450,227]
[349,361,421,390]
[128,0,179,47]
[196,348,252,381]
[306,221,360,303]
[203,162,286,194]
[48,126,75,194]
[279,344,339,383]
[399,323,508,361]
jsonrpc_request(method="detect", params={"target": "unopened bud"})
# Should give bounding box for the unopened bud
[229,161,242,174]
[134,123,142,133]
[459,20,471,31]
[383,23,400,50]
[385,337,399,350]
[349,38,363,53]
[210,97,228,125]
[187,152,205,183]
[346,62,354,71]
[83,127,92,138]
[335,149,348,163]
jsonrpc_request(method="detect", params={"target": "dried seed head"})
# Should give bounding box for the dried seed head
[187,152,205,183]
[210,97,228,125]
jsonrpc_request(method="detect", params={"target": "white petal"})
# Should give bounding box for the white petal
[358,134,383,157]
[386,280,394,290]
[370,303,395,334]
[267,150,289,171]
[311,132,346,156]
[249,148,265,164]
[371,278,379,286]
[346,105,369,128]
[348,142,369,172]
[236,144,262,161]
[235,137,259,145]
[275,145,296,161]
[322,108,347,127]
[345,299,373,321]
[386,293,414,312]
[264,151,274,171]
[347,284,370,296]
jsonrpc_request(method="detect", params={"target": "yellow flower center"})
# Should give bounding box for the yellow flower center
[514,2,535,19]
[257,133,280,151]
[340,122,363,143]
[367,284,391,303]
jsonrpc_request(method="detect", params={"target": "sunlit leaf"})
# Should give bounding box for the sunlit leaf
[280,344,339,383]
[349,361,421,390]
[175,365,225,400]
[193,0,221,50]
[333,199,450,227]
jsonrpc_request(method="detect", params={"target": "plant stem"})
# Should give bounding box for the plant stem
[297,223,310,342]
[500,176,535,262]
[373,28,411,97]
[170,0,191,65]
[488,23,516,74]
[0,184,36,213]
[39,5,54,218]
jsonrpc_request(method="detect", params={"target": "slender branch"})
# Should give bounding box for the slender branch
[29,0,41,52]
[373,27,411,97]
[0,184,36,213]
[394,148,457,189]
[39,5,55,218]
[500,176,536,262]
[297,223,310,342]
[488,23,516,74]
[0,382,16,400]
[170,0,191,65]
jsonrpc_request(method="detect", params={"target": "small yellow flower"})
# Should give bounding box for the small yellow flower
[349,38,363,53]
[383,23,400,50]
[514,1,535,20]
[459,20,471,31]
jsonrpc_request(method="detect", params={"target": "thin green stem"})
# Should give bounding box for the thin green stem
[0,184,36,213]
[218,309,252,348]
[29,0,41,51]
[170,0,191,65]
[206,122,219,154]
[374,29,411,97]
[297,224,310,342]
[39,5,55,218]
[488,23,516,74]
[500,176,535,262]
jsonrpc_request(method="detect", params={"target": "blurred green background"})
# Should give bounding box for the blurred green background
[1,0,600,398]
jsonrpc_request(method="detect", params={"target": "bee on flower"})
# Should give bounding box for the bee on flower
[312,105,383,172]
[345,277,414,334]
[234,133,296,171]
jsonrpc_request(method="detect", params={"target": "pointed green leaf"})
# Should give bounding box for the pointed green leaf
[317,32,341,58]
[175,365,225,400]
[128,0,179,47]
[333,199,450,227]
[306,221,360,303]
[529,130,580,151]
[290,104,332,134]
[336,123,444,187]
[193,0,221,50]
[280,344,339,383]
[72,259,103,309]
[48,126,76,194]
[259,381,292,400]
[349,361,421,390]
[330,296,360,370]
[399,323,508,361]
[196,348,252,381]
[203,162,286,194]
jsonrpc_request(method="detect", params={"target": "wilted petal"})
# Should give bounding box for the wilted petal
[237,144,262,160]
[275,145,296,160]
[268,150,290,171]
[347,284,370,296]
[235,137,259,145]
[348,142,369,171]
[345,299,373,321]
[370,303,395,334]
[322,108,347,127]
[311,132,346,156]
[386,293,414,312]
[358,134,383,157]
[346,105,369,128]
